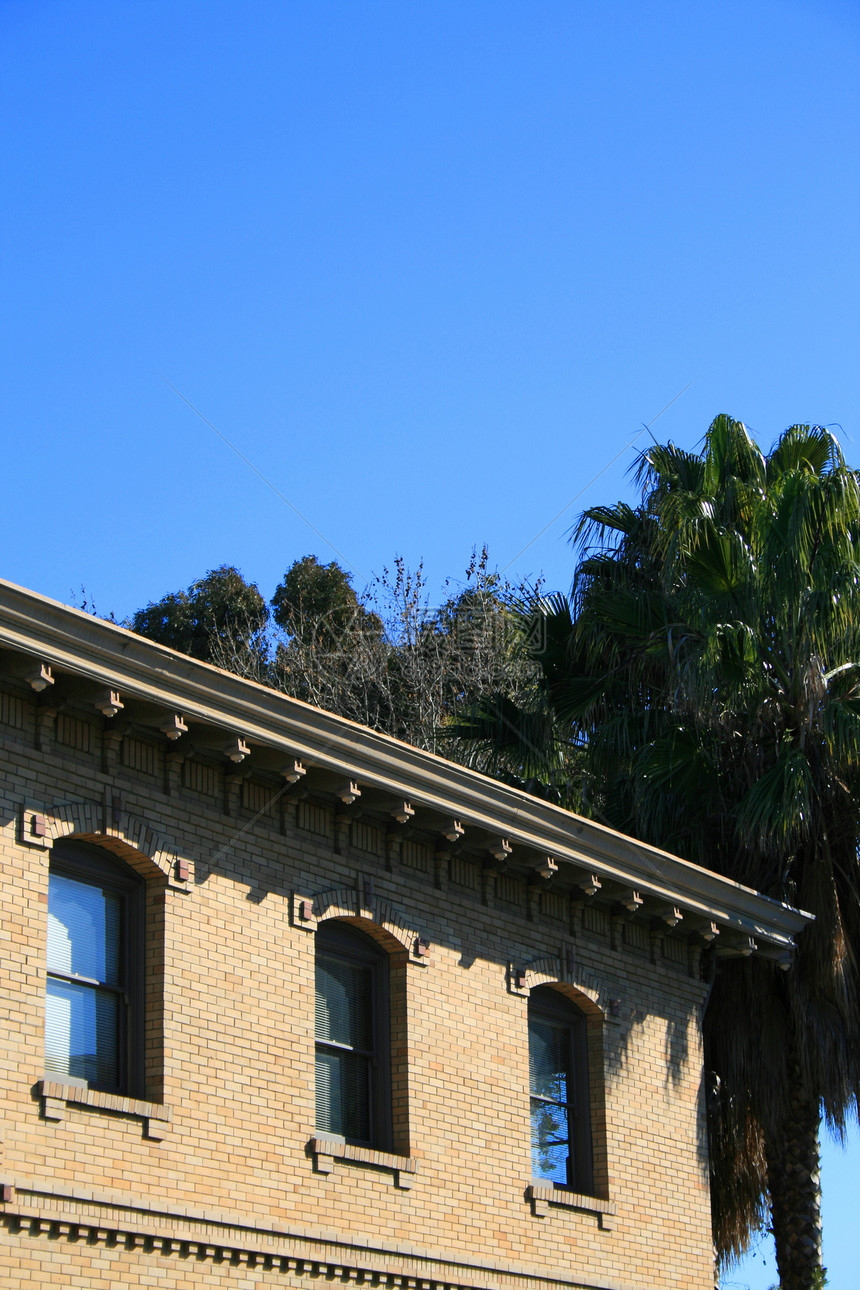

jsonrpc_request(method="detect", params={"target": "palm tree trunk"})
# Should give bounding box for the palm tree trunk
[765,1082,823,1290]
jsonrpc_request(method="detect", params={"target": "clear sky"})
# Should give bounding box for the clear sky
[2,2,858,1282]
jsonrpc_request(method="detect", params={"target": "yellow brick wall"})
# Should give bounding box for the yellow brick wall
[0,692,714,1289]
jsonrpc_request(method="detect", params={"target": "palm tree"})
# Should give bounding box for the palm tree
[458,417,860,1286]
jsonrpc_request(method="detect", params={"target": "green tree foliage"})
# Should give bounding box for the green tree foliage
[271,548,543,760]
[129,566,269,665]
[271,555,385,710]
[129,549,543,772]
[455,417,860,1285]
[373,548,543,758]
[271,555,382,643]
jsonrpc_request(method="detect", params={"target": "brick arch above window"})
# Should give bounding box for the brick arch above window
[29,797,187,886]
[511,952,609,1020]
[293,884,429,965]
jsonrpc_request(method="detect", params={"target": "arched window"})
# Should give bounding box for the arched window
[315,922,391,1150]
[45,843,144,1095]
[528,986,593,1193]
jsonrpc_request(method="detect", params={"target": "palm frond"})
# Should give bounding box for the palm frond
[766,424,844,481]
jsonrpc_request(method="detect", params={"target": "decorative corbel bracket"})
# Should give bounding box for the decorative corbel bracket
[95,688,124,718]
[26,663,54,692]
[159,713,188,741]
[224,737,250,764]
[441,819,464,844]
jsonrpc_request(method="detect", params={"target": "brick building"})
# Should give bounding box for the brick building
[0,581,808,1289]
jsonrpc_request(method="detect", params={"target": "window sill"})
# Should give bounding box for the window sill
[310,1136,417,1189]
[527,1181,615,1229]
[38,1079,171,1141]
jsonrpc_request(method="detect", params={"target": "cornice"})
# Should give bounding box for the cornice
[0,579,811,950]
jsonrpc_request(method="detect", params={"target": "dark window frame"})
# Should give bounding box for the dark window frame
[528,985,594,1195]
[314,920,392,1152]
[46,842,145,1098]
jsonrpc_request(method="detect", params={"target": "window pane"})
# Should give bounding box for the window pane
[315,1048,371,1142]
[530,1098,570,1183]
[45,977,119,1088]
[529,1013,572,1185]
[315,956,372,1051]
[529,1017,571,1105]
[47,873,121,985]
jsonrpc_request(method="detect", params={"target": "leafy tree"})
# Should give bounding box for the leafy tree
[271,548,543,760]
[130,551,543,770]
[455,417,860,1286]
[271,555,385,712]
[272,555,381,643]
[130,566,269,668]
[370,548,543,758]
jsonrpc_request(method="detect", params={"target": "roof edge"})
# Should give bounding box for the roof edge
[0,579,812,948]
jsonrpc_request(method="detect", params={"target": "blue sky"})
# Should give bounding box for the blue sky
[2,2,858,1281]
